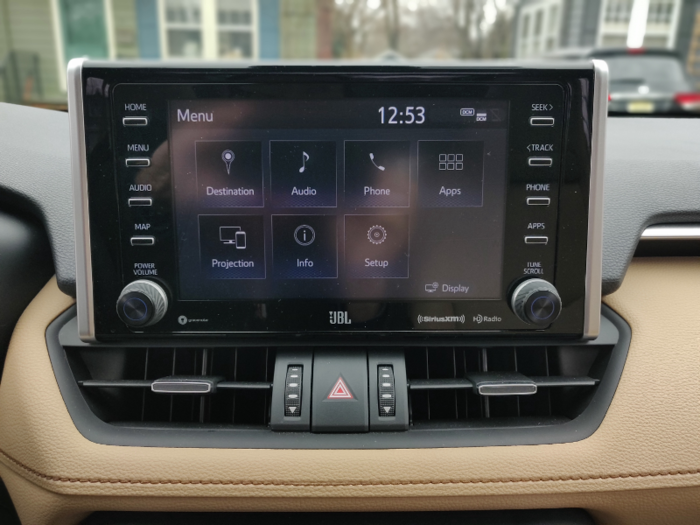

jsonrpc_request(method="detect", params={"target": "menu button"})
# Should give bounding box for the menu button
[126,158,151,168]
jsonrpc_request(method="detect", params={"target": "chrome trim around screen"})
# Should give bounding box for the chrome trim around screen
[67,58,96,342]
[583,60,609,339]
[641,225,700,240]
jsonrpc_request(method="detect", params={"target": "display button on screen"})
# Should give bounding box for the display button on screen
[345,215,409,278]
[344,141,410,207]
[272,215,338,278]
[199,215,265,279]
[196,141,263,207]
[418,141,484,207]
[270,141,337,207]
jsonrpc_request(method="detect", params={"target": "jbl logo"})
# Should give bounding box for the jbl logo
[329,311,352,325]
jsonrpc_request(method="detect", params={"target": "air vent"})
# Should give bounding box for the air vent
[51,307,628,448]
[68,346,274,427]
[406,345,608,427]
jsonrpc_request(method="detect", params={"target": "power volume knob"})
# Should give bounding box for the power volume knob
[511,278,562,327]
[116,280,168,328]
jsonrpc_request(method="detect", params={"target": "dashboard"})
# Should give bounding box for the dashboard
[0,61,699,525]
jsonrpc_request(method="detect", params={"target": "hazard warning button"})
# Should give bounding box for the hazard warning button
[312,350,368,432]
[327,377,353,399]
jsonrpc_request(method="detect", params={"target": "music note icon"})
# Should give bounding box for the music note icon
[299,151,310,173]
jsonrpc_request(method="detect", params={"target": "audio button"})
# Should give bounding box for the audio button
[128,197,153,207]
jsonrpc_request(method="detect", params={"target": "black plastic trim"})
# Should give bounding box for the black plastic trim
[80,509,595,525]
[48,305,629,449]
[0,210,54,369]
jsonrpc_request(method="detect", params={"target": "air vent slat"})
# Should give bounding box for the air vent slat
[408,378,473,390]
[217,381,273,390]
[531,376,599,387]
[79,379,273,391]
[80,380,152,388]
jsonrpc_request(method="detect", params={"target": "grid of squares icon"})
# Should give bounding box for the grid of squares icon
[438,153,464,171]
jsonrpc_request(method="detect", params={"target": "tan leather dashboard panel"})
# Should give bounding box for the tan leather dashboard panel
[1,260,699,524]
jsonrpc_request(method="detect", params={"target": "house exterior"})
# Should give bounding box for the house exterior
[513,0,700,65]
[0,0,331,105]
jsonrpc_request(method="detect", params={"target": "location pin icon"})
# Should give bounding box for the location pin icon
[222,149,234,175]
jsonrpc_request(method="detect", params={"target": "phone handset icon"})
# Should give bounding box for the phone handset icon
[369,153,385,171]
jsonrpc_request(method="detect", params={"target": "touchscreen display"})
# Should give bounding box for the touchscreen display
[169,94,509,301]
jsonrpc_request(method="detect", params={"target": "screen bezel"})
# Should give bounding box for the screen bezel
[73,63,600,340]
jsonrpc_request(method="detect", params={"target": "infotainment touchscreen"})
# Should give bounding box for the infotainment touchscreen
[71,62,607,339]
[168,95,508,301]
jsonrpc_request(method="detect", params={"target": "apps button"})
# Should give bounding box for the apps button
[199,215,265,279]
[271,141,337,207]
[344,141,410,207]
[345,215,409,278]
[418,141,484,207]
[196,141,263,207]
[272,215,338,279]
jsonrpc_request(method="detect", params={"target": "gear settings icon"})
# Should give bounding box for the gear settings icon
[367,225,387,245]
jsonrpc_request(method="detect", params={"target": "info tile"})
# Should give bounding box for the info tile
[199,215,265,279]
[345,215,409,279]
[270,141,337,207]
[418,141,484,207]
[344,141,410,208]
[272,215,338,279]
[196,141,263,207]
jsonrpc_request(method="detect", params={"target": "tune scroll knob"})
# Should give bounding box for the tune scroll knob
[511,278,562,327]
[116,280,168,328]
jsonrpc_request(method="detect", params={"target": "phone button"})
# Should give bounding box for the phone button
[344,141,410,208]
[526,197,551,206]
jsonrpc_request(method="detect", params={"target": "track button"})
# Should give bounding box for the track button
[528,157,553,167]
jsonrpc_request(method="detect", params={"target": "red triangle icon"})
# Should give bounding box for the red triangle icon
[327,377,353,399]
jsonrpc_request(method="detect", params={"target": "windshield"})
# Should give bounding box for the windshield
[1,0,699,114]
[606,55,692,92]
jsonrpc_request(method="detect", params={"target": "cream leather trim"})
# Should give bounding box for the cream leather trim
[1,265,699,524]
